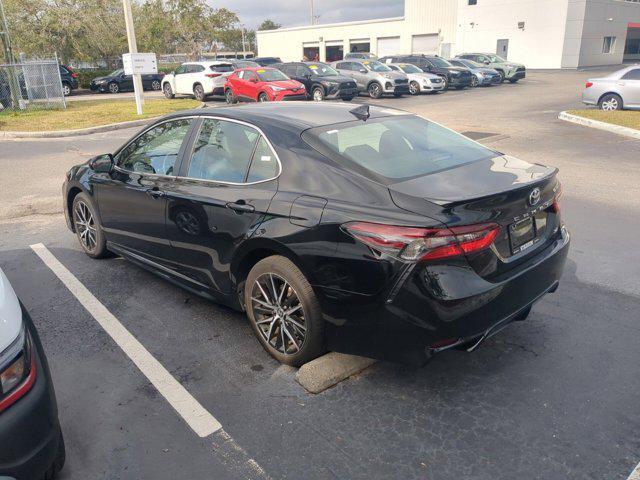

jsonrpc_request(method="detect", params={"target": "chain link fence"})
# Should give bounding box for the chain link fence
[0,56,66,111]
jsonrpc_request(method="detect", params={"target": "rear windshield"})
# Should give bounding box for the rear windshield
[303,115,498,182]
[210,64,234,72]
[257,69,289,81]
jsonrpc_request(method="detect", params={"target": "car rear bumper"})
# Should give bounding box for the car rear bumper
[320,226,570,364]
[0,307,62,480]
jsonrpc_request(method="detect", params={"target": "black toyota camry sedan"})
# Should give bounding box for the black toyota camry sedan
[62,103,569,366]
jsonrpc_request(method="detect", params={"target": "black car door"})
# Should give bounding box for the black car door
[93,118,196,264]
[164,117,279,294]
[295,65,312,91]
[121,74,135,91]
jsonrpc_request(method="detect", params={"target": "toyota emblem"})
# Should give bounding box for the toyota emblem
[529,187,541,206]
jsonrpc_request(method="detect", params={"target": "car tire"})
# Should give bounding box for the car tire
[438,75,448,89]
[258,92,270,102]
[245,255,325,367]
[61,82,72,96]
[312,86,325,102]
[163,83,175,99]
[225,88,236,104]
[368,82,382,99]
[108,82,119,94]
[342,96,354,102]
[470,76,479,87]
[72,192,109,259]
[193,84,205,101]
[497,70,505,82]
[409,81,420,95]
[509,78,519,84]
[598,93,623,111]
[151,80,161,91]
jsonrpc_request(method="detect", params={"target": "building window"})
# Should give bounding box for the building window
[603,36,616,54]
[468,0,477,4]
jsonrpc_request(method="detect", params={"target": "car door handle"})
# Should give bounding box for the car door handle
[225,202,255,213]
[145,187,165,199]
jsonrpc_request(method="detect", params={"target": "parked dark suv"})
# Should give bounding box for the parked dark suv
[380,55,473,89]
[59,64,78,96]
[274,62,358,101]
[253,57,282,67]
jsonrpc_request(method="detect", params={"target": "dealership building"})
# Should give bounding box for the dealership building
[256,0,640,68]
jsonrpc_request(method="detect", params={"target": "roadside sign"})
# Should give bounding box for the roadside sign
[122,53,158,75]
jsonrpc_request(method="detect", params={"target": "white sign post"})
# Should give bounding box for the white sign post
[122,0,150,115]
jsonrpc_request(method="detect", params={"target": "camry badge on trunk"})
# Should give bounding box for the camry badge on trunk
[529,188,541,206]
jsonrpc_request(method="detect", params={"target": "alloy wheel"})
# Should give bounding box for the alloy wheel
[152,80,161,90]
[250,273,306,356]
[258,93,270,102]
[409,81,419,95]
[369,83,381,98]
[312,88,324,101]
[471,76,479,87]
[74,201,97,252]
[163,84,173,98]
[601,98,619,111]
[62,84,71,96]
[108,83,119,94]
[225,89,234,104]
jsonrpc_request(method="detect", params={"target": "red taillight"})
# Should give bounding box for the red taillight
[71,72,78,78]
[342,222,500,261]
[585,82,593,88]
[205,73,222,78]
[552,182,563,214]
[0,344,37,413]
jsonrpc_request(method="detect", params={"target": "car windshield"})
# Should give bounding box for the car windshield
[308,64,339,77]
[109,69,124,76]
[398,64,422,74]
[364,61,391,72]
[303,115,498,182]
[488,55,506,63]
[257,69,289,81]
[429,57,453,68]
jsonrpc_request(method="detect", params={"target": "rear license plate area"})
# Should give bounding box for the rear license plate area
[509,217,537,254]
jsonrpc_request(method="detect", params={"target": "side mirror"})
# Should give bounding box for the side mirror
[484,60,490,65]
[89,153,114,173]
[359,68,367,73]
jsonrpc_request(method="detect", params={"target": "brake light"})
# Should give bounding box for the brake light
[71,72,78,78]
[552,182,563,214]
[585,82,593,88]
[206,73,222,78]
[342,222,500,261]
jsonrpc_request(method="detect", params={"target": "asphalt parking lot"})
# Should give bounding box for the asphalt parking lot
[1,69,639,480]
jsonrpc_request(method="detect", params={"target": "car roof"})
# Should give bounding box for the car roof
[184,61,232,66]
[163,103,411,131]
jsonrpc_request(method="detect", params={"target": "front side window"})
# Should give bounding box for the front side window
[488,55,506,63]
[304,115,498,182]
[399,64,422,74]
[188,119,263,183]
[118,119,192,175]
[428,57,453,68]
[110,69,124,77]
[175,65,187,75]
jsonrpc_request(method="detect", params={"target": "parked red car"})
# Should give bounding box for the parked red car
[224,67,306,103]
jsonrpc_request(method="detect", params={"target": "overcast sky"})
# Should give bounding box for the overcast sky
[209,0,405,30]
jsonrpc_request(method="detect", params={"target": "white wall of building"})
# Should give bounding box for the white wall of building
[256,0,458,62]
[455,0,570,69]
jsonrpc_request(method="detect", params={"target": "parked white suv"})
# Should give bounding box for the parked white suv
[162,61,234,101]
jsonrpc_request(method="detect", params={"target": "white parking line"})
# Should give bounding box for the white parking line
[628,462,640,480]
[30,243,221,437]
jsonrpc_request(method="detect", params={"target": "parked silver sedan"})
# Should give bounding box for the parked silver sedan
[386,63,445,94]
[582,65,640,110]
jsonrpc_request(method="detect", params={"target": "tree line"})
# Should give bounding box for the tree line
[3,0,281,64]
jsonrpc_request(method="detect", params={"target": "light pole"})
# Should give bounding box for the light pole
[310,0,314,25]
[122,0,144,114]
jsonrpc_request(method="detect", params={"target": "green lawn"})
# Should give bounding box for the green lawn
[568,109,640,131]
[0,98,201,132]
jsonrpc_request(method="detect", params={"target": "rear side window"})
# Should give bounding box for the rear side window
[622,68,640,80]
[118,119,192,176]
[303,116,498,182]
[247,137,278,182]
[187,119,261,183]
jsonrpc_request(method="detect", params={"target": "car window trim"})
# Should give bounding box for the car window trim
[177,115,283,186]
[112,116,201,178]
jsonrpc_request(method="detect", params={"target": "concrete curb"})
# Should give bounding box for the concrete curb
[558,111,640,140]
[0,102,209,139]
[295,352,376,394]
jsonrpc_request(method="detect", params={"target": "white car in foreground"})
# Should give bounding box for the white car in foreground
[161,61,235,101]
[387,63,445,95]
